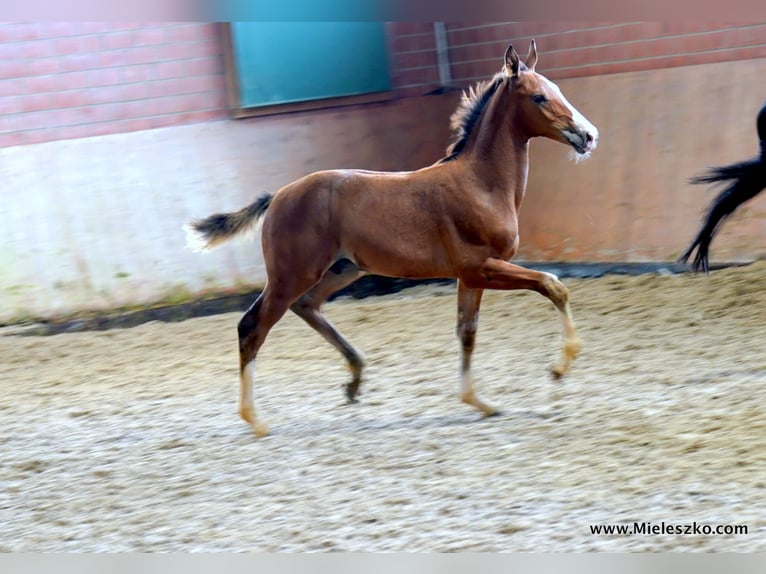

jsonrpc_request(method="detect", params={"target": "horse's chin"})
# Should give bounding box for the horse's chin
[569,148,592,163]
[562,130,596,162]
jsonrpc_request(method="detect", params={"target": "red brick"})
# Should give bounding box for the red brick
[104,22,145,32]
[115,117,157,132]
[162,39,221,60]
[0,23,40,42]
[657,22,736,36]
[447,27,481,47]
[0,95,21,114]
[36,22,77,38]
[13,110,53,131]
[178,57,224,77]
[115,83,150,101]
[393,67,440,89]
[115,64,155,83]
[54,35,101,56]
[0,43,13,60]
[59,53,99,73]
[0,131,20,148]
[16,93,51,113]
[0,79,20,97]
[395,51,438,71]
[132,27,168,46]
[26,57,63,76]
[0,59,26,79]
[118,45,164,66]
[166,23,214,43]
[0,114,12,133]
[390,35,411,54]
[145,77,185,98]
[82,68,121,87]
[76,23,111,35]
[100,31,136,50]
[16,39,57,59]
[90,104,119,124]
[22,74,65,93]
[718,25,766,47]
[55,91,92,109]
[151,60,187,80]
[93,50,129,69]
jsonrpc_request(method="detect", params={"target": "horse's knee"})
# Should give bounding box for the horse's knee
[290,296,323,323]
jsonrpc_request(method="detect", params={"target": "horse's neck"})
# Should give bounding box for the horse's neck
[467,97,531,210]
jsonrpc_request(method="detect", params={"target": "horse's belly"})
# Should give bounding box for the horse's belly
[342,238,454,280]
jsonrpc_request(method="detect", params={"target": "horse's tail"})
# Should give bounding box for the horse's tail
[688,160,760,186]
[678,158,766,272]
[184,194,273,252]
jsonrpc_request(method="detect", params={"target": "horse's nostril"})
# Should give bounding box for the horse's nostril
[586,132,594,144]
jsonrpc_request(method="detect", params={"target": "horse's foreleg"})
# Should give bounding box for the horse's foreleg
[456,281,497,416]
[238,289,291,437]
[464,259,582,379]
[546,280,582,379]
[290,260,367,402]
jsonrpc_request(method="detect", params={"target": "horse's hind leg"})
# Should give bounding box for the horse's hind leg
[456,281,497,416]
[290,259,367,402]
[237,287,293,437]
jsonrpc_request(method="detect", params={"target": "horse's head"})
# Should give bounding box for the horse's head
[504,40,598,159]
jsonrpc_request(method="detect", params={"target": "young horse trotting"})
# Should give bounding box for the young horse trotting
[679,100,766,273]
[186,41,599,437]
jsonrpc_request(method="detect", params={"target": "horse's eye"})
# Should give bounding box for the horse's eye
[532,94,548,104]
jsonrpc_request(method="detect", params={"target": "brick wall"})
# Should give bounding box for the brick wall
[0,22,228,147]
[387,22,441,95]
[445,22,766,83]
[2,22,765,148]
[0,22,442,147]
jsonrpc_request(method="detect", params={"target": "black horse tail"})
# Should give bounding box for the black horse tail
[678,100,766,272]
[184,194,273,252]
[678,157,766,273]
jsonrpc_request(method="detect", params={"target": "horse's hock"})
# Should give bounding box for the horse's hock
[1,262,765,551]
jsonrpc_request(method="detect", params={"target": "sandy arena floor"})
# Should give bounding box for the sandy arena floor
[1,263,765,551]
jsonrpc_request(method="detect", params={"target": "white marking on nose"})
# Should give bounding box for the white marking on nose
[546,77,598,149]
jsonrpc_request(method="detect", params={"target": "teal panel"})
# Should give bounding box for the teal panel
[230,22,391,108]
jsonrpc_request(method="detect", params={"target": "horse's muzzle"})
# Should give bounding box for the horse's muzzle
[564,127,598,155]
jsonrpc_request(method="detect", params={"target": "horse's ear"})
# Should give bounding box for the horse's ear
[505,44,521,77]
[526,39,537,72]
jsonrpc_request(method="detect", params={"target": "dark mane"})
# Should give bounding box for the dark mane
[438,72,507,164]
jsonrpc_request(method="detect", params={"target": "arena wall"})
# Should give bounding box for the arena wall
[2,22,766,322]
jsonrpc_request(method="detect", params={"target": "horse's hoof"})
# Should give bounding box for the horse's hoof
[550,364,567,380]
[476,401,500,417]
[252,420,270,438]
[344,383,360,403]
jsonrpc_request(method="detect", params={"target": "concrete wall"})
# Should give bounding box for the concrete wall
[0,23,227,147]
[0,94,456,323]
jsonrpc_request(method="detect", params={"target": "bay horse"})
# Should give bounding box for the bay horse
[679,100,766,273]
[186,41,599,437]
